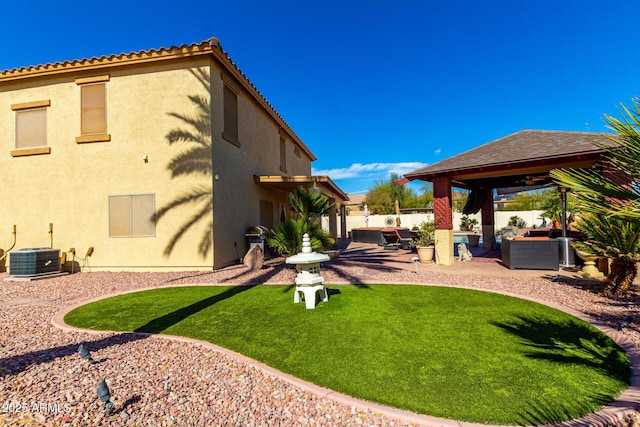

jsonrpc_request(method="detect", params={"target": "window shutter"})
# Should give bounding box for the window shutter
[223,84,238,141]
[16,109,47,149]
[280,137,287,172]
[81,83,106,135]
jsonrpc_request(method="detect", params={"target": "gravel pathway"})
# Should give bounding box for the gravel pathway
[1,249,640,426]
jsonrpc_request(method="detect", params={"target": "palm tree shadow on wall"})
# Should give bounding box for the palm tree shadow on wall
[156,68,213,258]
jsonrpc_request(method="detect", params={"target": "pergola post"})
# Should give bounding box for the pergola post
[433,176,454,265]
[340,204,347,238]
[328,199,338,240]
[481,188,495,248]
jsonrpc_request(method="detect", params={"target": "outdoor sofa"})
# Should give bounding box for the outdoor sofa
[501,237,560,270]
[350,228,387,245]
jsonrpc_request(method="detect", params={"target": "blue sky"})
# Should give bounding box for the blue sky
[2,1,640,195]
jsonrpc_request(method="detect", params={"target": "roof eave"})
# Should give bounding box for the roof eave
[405,148,607,180]
[0,39,317,162]
[254,175,349,202]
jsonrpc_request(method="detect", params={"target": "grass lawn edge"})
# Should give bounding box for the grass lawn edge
[52,282,640,426]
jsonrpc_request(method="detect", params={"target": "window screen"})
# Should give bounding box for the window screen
[16,108,47,149]
[109,194,155,237]
[81,83,106,135]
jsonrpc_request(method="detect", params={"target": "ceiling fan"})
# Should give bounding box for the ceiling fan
[521,174,551,186]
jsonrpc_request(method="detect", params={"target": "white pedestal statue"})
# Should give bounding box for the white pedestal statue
[285,234,330,309]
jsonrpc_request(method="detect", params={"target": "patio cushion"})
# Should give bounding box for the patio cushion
[513,236,551,241]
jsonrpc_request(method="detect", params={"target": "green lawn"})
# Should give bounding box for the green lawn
[64,284,630,425]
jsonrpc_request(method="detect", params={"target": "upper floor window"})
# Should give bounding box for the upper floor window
[11,100,51,157]
[222,82,239,146]
[76,75,111,143]
[280,136,287,173]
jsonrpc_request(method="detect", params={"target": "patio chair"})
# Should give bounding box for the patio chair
[381,228,412,250]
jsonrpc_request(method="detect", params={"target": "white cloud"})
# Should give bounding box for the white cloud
[312,162,428,180]
[434,149,441,155]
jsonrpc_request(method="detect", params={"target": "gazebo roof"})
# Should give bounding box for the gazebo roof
[404,130,614,190]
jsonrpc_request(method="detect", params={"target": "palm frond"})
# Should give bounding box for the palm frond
[266,216,334,256]
[186,94,211,117]
[306,220,335,250]
[189,68,211,93]
[550,97,640,222]
[162,199,213,256]
[572,213,640,260]
[288,186,335,220]
[198,221,214,257]
[165,127,209,146]
[157,68,215,257]
[266,219,305,255]
[167,147,212,178]
[156,187,211,220]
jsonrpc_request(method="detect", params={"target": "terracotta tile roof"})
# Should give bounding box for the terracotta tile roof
[0,38,315,161]
[0,39,220,79]
[346,194,366,205]
[405,130,613,177]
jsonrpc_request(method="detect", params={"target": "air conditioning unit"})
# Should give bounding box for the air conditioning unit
[9,248,60,277]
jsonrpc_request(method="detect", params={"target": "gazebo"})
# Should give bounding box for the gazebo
[403,130,614,265]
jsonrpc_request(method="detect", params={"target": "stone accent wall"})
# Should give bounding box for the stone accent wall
[434,229,454,265]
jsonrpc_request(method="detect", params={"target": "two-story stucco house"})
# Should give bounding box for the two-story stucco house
[0,38,348,272]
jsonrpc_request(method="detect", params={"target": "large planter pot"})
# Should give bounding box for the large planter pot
[416,245,435,264]
[467,234,480,247]
[575,250,604,279]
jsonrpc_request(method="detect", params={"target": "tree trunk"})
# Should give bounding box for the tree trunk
[604,257,637,297]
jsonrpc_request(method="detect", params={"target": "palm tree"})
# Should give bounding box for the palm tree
[539,189,575,229]
[572,214,640,297]
[552,99,640,218]
[288,186,334,222]
[266,218,334,256]
[551,98,640,296]
[266,187,335,256]
[156,68,213,257]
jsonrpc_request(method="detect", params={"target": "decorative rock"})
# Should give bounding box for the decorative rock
[243,245,264,270]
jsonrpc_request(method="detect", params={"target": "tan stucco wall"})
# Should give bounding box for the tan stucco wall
[0,55,313,272]
[210,68,313,266]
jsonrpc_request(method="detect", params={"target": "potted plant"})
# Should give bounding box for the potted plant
[459,215,480,246]
[459,215,478,232]
[411,219,436,263]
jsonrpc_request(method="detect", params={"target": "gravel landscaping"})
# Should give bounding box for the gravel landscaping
[1,244,639,426]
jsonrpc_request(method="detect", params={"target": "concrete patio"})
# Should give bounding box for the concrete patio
[328,239,592,281]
